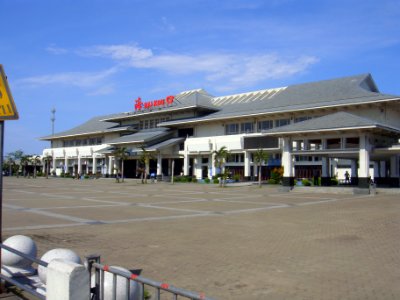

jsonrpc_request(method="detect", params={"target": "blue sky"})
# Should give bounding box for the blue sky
[1,0,400,155]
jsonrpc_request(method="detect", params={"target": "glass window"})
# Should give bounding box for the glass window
[149,119,154,128]
[241,122,254,133]
[275,118,291,127]
[226,123,239,135]
[309,139,322,150]
[327,138,341,149]
[139,121,144,130]
[258,120,273,132]
[294,116,311,123]
[144,120,149,129]
[345,137,359,148]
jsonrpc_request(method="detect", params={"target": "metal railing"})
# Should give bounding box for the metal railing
[87,255,215,300]
[0,243,46,299]
[0,244,216,300]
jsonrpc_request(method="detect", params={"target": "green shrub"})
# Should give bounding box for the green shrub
[233,174,241,182]
[302,179,311,186]
[267,179,278,184]
[213,178,219,184]
[84,175,90,179]
[192,178,198,183]
[331,178,338,185]
[204,178,211,184]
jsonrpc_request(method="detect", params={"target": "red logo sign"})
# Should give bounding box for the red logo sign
[134,95,174,111]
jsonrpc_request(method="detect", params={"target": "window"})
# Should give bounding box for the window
[144,120,149,129]
[309,139,322,150]
[258,120,273,132]
[149,119,154,128]
[294,116,311,123]
[139,121,144,130]
[345,137,359,148]
[226,123,239,135]
[241,122,254,133]
[202,157,209,164]
[327,138,341,149]
[227,154,244,163]
[275,118,291,127]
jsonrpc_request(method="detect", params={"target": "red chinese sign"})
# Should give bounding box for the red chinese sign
[134,95,174,111]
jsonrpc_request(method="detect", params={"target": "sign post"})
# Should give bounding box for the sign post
[0,64,19,291]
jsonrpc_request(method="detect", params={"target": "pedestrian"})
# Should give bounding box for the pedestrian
[344,171,350,184]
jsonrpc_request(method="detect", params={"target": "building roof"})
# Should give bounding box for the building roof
[106,128,171,145]
[40,114,122,140]
[100,89,219,122]
[160,74,400,126]
[262,112,400,136]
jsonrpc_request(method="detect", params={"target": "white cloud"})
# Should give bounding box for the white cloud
[17,67,118,89]
[81,44,318,91]
[46,45,68,55]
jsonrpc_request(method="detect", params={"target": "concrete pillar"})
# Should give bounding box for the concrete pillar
[108,156,113,175]
[64,157,68,174]
[380,161,386,178]
[282,137,294,187]
[194,156,202,179]
[157,152,162,177]
[373,161,379,181]
[52,156,57,173]
[390,155,400,187]
[168,159,172,176]
[244,151,251,180]
[77,156,82,175]
[321,157,331,186]
[208,154,213,178]
[358,134,370,188]
[46,260,90,300]
[92,155,97,175]
[183,153,189,176]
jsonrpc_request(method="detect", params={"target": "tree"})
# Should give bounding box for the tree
[43,154,53,179]
[111,147,129,183]
[6,150,24,177]
[253,149,269,188]
[3,155,15,176]
[20,155,31,178]
[138,145,152,184]
[213,146,230,187]
[31,155,41,178]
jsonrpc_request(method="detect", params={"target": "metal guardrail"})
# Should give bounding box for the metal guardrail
[0,243,47,299]
[87,255,215,300]
[0,244,215,300]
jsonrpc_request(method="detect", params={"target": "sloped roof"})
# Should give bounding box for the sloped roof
[107,128,170,145]
[160,74,400,126]
[100,89,219,122]
[40,114,122,140]
[262,112,400,135]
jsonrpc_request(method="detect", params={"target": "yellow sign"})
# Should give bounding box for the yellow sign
[0,64,19,120]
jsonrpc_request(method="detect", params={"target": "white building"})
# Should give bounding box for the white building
[41,74,400,189]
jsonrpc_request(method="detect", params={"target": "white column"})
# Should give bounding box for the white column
[46,260,89,300]
[64,156,68,173]
[157,152,162,176]
[373,161,379,181]
[92,155,97,175]
[77,156,82,175]
[193,156,201,179]
[322,157,329,177]
[390,155,399,178]
[168,159,172,176]
[108,156,113,175]
[380,161,386,177]
[183,145,189,176]
[244,151,250,178]
[351,160,358,178]
[52,156,57,173]
[208,154,213,178]
[359,135,370,178]
[282,137,293,177]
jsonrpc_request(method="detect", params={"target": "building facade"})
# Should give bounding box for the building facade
[41,74,400,188]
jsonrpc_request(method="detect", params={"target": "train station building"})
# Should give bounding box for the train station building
[41,73,400,189]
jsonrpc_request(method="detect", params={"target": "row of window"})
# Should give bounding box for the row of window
[139,117,171,130]
[63,137,103,147]
[293,137,360,151]
[225,117,311,135]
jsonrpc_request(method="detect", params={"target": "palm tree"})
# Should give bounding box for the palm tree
[138,145,152,184]
[43,154,53,179]
[7,150,24,177]
[253,149,269,188]
[111,147,129,183]
[31,155,41,178]
[213,146,230,187]
[20,155,31,178]
[4,155,15,176]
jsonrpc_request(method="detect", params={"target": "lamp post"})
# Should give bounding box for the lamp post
[51,108,56,135]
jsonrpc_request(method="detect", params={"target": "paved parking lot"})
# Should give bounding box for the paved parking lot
[2,177,400,299]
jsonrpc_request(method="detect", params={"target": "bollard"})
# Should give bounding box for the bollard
[46,259,89,300]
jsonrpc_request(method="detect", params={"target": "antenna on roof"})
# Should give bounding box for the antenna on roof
[51,107,56,135]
